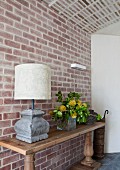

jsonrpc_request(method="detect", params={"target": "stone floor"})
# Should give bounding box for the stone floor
[98,153,120,170]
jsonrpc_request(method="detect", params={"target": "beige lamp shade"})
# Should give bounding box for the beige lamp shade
[14,64,51,100]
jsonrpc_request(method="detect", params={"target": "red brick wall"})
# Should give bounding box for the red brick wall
[0,0,91,169]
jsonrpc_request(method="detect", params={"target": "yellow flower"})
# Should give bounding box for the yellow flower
[69,100,76,107]
[59,105,66,111]
[71,112,77,118]
[77,100,82,106]
[82,103,87,107]
[49,110,54,115]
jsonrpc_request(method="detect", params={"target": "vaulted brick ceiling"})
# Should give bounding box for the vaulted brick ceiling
[43,0,120,33]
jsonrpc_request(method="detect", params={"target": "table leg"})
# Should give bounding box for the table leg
[24,154,35,170]
[81,131,101,169]
[70,131,101,170]
[81,132,94,166]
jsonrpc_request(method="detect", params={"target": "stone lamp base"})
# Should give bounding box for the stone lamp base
[14,109,50,143]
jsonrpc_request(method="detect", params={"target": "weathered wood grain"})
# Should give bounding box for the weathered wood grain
[0,122,105,156]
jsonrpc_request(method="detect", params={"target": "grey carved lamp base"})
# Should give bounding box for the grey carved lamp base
[14,109,49,143]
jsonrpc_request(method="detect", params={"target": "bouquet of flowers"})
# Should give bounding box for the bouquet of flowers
[49,91,90,124]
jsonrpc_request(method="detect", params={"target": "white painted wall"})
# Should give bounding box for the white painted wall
[95,21,120,36]
[91,34,120,153]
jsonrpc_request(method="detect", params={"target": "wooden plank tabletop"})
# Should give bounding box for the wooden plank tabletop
[0,122,105,155]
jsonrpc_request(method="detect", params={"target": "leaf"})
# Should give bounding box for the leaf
[53,110,58,113]
[82,116,87,123]
[56,91,63,102]
[96,114,102,121]
[57,111,62,118]
[65,113,69,120]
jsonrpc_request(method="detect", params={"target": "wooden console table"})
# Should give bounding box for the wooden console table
[0,122,105,170]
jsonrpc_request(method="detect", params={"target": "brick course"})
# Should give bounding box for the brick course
[0,0,91,169]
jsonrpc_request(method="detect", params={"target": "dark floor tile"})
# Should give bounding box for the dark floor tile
[98,153,120,170]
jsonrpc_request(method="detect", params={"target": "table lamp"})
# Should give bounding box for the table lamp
[14,64,51,143]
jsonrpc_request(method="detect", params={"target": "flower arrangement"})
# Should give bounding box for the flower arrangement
[49,91,90,124]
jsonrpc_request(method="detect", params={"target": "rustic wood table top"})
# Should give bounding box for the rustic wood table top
[0,122,105,156]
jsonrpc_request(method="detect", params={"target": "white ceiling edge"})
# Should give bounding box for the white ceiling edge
[93,21,120,36]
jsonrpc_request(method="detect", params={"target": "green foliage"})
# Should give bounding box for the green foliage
[56,91,81,102]
[50,91,90,124]
[96,114,102,121]
[56,91,63,102]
